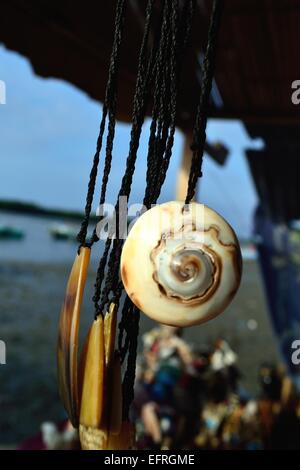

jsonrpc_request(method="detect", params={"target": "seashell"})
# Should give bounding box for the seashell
[121,201,242,327]
[57,247,90,428]
[79,316,106,430]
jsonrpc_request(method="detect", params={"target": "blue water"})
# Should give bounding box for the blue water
[0,211,103,264]
[0,211,256,264]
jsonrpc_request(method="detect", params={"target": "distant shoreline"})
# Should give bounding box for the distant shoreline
[0,199,98,222]
[0,199,254,245]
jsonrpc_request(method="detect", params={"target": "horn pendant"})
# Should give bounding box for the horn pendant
[121,201,242,327]
[57,247,90,427]
[79,316,106,429]
[104,303,117,367]
[79,421,135,451]
[79,304,131,450]
[107,421,136,450]
[57,245,135,450]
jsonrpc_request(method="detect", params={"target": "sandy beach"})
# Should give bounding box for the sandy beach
[0,254,280,445]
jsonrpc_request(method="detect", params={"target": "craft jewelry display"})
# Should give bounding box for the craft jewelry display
[56,0,240,450]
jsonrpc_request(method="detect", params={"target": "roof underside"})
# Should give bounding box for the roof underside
[1,0,300,222]
[1,0,300,128]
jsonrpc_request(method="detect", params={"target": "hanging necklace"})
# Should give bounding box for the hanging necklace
[57,0,241,450]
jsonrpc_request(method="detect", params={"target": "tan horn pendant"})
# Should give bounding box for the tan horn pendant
[104,303,117,368]
[79,316,106,429]
[121,201,242,327]
[57,246,90,428]
[107,421,136,450]
[79,303,121,450]
[79,316,107,450]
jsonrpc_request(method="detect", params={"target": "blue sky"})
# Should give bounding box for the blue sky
[0,45,263,238]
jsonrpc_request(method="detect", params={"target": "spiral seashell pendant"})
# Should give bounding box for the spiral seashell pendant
[121,201,242,327]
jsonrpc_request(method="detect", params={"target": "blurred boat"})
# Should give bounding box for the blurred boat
[0,225,25,240]
[50,215,192,243]
[49,224,78,241]
[241,242,257,261]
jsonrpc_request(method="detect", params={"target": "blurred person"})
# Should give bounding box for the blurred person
[207,339,241,403]
[134,325,202,449]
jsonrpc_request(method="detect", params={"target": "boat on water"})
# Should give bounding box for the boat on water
[49,216,135,242]
[49,224,78,241]
[0,225,25,240]
[241,243,257,261]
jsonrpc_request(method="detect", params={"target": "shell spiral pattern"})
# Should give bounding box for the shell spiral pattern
[121,201,242,327]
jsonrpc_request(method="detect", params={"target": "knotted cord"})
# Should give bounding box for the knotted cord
[185,0,224,204]
[76,0,127,249]
[77,0,223,419]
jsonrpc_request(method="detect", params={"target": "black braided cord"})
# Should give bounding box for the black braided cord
[76,0,127,249]
[185,0,224,204]
[76,0,223,420]
[93,0,156,317]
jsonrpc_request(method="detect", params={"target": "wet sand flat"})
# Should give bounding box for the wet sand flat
[0,259,280,444]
